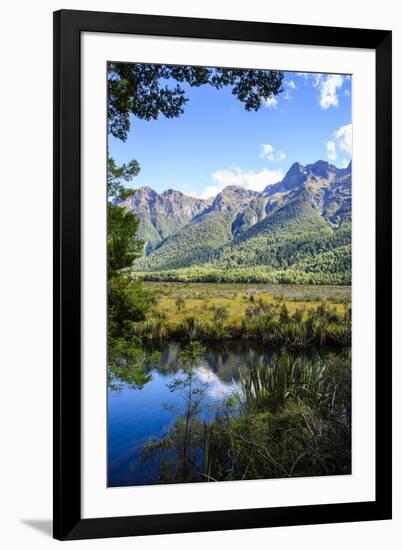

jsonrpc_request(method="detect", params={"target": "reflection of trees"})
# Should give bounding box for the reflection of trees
[140,346,351,484]
[141,342,208,483]
[108,336,160,391]
[204,343,271,383]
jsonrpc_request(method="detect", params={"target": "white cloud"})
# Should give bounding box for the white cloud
[263,96,278,109]
[326,140,337,161]
[298,72,346,109]
[197,185,222,199]
[334,123,352,155]
[177,183,199,197]
[260,143,275,161]
[325,123,352,163]
[180,187,200,197]
[319,74,344,109]
[312,74,323,88]
[260,144,286,162]
[202,166,284,198]
[282,79,297,101]
[340,158,349,168]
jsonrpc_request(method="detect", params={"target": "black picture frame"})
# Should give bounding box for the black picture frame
[53,9,392,541]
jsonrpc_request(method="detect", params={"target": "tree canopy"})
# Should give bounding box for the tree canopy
[108,204,144,278]
[107,157,140,199]
[108,63,284,141]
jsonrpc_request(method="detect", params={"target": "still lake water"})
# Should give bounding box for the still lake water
[107,340,329,487]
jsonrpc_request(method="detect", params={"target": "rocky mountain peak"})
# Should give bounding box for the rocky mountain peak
[116,159,351,257]
[287,161,304,175]
[135,186,158,198]
[280,162,308,191]
[307,160,337,179]
[211,185,257,212]
[161,188,183,199]
[221,185,255,196]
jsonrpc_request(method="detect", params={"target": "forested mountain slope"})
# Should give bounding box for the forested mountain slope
[133,186,258,270]
[120,160,352,284]
[115,186,211,253]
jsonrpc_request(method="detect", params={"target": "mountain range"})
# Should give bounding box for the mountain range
[116,160,352,284]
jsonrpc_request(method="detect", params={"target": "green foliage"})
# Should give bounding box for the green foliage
[293,244,351,274]
[239,302,351,348]
[134,209,238,271]
[107,159,154,336]
[108,203,144,278]
[132,298,350,348]
[107,156,156,384]
[141,349,351,483]
[177,341,206,367]
[212,198,333,269]
[133,200,352,285]
[132,317,168,340]
[142,341,207,483]
[177,316,206,342]
[208,202,351,278]
[108,63,284,141]
[107,156,140,199]
[224,351,352,479]
[211,306,229,324]
[107,336,160,391]
[239,351,339,413]
[134,264,351,286]
[108,275,154,338]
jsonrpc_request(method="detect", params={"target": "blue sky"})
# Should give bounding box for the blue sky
[108,70,352,199]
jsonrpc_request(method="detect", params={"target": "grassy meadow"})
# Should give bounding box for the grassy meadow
[146,282,351,326]
[128,282,352,348]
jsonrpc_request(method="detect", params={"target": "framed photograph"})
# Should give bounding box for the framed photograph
[53,9,392,541]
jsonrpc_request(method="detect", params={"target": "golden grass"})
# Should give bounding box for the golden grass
[145,282,350,328]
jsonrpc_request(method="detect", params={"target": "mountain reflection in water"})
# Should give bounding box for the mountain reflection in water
[108,340,340,487]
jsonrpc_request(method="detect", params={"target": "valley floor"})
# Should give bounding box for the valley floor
[146,281,351,327]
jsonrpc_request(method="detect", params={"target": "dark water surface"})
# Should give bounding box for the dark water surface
[107,340,333,487]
